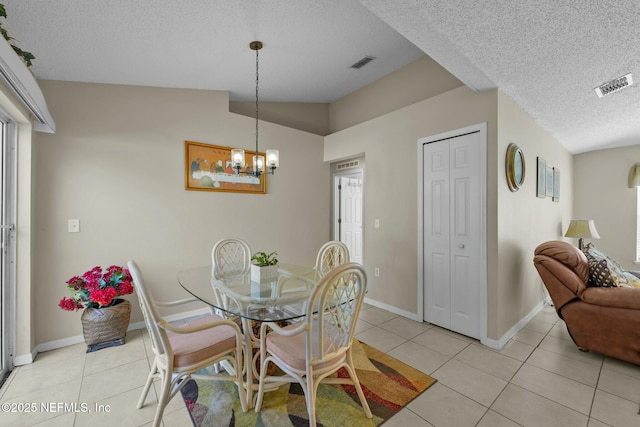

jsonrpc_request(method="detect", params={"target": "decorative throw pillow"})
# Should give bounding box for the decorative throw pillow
[587,259,617,287]
[583,243,630,288]
[623,271,640,288]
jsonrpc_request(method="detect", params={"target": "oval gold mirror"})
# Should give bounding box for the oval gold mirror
[506,143,525,192]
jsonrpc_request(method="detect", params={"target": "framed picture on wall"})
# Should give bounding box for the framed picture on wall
[545,166,554,196]
[536,157,546,198]
[184,140,266,194]
[552,168,560,202]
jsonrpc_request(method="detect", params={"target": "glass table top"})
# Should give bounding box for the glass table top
[177,263,319,322]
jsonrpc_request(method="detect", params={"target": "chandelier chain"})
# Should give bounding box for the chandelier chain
[255,46,259,154]
[230,41,277,178]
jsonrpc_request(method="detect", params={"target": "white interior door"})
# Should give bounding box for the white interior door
[334,171,363,264]
[423,131,483,339]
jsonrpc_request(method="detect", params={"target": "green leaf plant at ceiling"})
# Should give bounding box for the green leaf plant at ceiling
[0,3,35,67]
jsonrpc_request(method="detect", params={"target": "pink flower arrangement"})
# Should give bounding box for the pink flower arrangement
[58,265,134,311]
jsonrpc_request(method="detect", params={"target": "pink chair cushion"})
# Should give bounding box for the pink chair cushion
[266,320,346,371]
[167,315,237,368]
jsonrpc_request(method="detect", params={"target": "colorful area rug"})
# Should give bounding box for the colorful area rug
[180,339,436,426]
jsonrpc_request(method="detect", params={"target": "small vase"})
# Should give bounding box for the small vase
[80,299,131,353]
[251,264,278,283]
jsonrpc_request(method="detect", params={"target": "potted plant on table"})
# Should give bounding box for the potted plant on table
[251,251,278,283]
[59,265,134,352]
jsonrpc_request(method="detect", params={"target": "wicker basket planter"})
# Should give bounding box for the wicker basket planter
[80,298,131,352]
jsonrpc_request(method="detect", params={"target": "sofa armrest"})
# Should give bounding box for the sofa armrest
[581,287,640,310]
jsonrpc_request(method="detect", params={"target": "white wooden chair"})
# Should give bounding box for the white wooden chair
[211,238,252,277]
[127,261,247,427]
[314,240,350,278]
[254,262,371,425]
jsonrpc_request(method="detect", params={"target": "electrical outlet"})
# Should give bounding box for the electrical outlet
[374,267,380,277]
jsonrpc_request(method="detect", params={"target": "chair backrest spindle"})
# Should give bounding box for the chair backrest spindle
[315,240,350,278]
[212,238,252,278]
[304,263,366,363]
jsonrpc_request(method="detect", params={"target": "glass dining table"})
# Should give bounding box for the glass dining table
[177,263,320,408]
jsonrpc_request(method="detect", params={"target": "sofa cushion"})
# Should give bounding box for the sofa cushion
[581,286,640,309]
[583,243,630,288]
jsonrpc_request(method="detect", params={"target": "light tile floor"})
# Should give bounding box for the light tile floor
[1,303,640,426]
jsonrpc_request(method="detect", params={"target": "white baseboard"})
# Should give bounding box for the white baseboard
[14,349,37,366]
[363,297,420,321]
[481,297,550,350]
[362,296,551,352]
[14,307,212,366]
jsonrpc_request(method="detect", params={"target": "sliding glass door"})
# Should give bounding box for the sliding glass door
[0,114,16,384]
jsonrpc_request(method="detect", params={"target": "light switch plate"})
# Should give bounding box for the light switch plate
[68,219,80,233]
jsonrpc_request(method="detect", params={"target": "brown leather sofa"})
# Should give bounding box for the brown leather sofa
[533,240,640,365]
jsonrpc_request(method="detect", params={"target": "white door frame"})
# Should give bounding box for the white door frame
[333,168,364,262]
[417,122,488,345]
[0,112,16,382]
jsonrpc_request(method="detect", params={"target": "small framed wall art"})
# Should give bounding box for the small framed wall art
[536,157,546,198]
[545,165,554,197]
[552,168,560,202]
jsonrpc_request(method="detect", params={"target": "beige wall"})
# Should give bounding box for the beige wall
[33,81,329,345]
[574,145,640,269]
[228,55,462,137]
[325,85,499,328]
[324,86,572,342]
[229,101,330,136]
[495,91,574,339]
[329,55,463,134]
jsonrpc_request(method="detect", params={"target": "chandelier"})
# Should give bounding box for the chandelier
[230,41,279,177]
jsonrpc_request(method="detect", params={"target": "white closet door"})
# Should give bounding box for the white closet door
[424,131,482,339]
[424,141,451,329]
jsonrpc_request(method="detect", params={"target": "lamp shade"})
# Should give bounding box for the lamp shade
[629,163,640,188]
[231,149,245,167]
[564,220,600,239]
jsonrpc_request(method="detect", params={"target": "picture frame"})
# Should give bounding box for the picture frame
[185,140,266,194]
[536,157,546,198]
[552,167,560,202]
[545,166,554,197]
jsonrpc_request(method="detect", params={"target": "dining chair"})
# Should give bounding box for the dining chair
[211,237,252,277]
[314,240,350,278]
[211,238,252,319]
[127,261,247,427]
[254,262,372,425]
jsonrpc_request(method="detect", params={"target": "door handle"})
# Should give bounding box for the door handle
[459,244,465,249]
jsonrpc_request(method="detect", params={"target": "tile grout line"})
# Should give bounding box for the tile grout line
[502,317,599,422]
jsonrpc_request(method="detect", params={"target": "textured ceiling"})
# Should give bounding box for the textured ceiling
[0,0,423,103]
[2,0,639,154]
[360,0,640,154]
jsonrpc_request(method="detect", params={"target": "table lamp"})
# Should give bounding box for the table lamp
[564,219,600,250]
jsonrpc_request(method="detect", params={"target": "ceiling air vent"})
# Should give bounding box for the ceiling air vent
[336,160,360,171]
[350,56,376,70]
[595,73,633,98]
